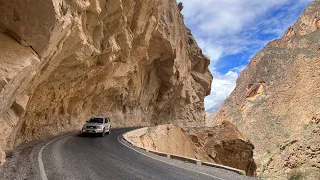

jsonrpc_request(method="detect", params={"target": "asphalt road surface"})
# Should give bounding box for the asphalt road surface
[36,128,255,180]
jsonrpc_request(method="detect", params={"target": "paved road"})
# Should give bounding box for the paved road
[38,128,254,180]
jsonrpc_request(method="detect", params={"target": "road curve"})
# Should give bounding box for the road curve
[39,128,254,180]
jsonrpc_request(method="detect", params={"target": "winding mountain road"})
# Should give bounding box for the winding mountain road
[1,128,256,180]
[38,128,256,180]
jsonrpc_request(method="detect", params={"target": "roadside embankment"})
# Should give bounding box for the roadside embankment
[124,122,257,176]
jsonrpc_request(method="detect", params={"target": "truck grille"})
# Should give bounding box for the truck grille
[87,126,97,129]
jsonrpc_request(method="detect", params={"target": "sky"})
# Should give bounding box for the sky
[177,0,313,112]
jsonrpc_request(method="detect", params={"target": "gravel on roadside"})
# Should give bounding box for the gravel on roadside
[0,140,42,180]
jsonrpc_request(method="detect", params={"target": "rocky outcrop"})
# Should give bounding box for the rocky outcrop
[127,123,256,176]
[260,124,320,179]
[214,1,320,178]
[189,121,256,176]
[0,0,212,165]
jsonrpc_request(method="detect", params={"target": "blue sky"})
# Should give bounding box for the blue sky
[178,0,313,112]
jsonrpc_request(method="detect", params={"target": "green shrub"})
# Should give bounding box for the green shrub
[288,170,305,180]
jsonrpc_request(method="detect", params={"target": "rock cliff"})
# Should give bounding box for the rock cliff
[126,123,257,176]
[0,0,212,165]
[215,1,320,178]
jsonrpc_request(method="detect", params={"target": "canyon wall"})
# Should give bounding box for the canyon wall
[0,0,212,165]
[215,1,320,179]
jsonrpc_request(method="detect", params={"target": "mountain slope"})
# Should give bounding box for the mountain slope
[215,1,320,179]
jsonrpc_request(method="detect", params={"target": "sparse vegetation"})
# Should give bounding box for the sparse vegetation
[178,2,183,11]
[303,123,314,130]
[284,132,291,138]
[5,151,13,159]
[266,149,271,154]
[304,134,314,140]
[239,171,246,176]
[288,170,305,180]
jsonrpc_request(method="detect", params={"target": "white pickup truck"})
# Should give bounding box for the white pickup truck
[81,116,111,137]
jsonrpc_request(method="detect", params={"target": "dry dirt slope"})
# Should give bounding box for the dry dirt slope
[0,0,212,165]
[215,1,320,179]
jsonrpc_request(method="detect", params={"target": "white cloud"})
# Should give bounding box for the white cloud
[204,70,239,110]
[178,0,312,111]
[197,39,223,64]
[178,0,312,62]
[180,0,290,36]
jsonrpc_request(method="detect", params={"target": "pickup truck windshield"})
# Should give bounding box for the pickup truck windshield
[89,118,103,123]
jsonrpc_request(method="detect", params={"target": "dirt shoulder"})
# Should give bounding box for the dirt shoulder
[0,140,41,180]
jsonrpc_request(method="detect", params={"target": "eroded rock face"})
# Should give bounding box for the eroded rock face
[0,0,212,165]
[214,1,320,178]
[127,124,197,157]
[127,123,256,176]
[188,121,256,176]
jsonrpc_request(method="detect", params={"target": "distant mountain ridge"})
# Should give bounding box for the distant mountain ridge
[206,104,220,113]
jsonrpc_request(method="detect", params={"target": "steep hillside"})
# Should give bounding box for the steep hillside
[0,0,212,165]
[215,1,320,179]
